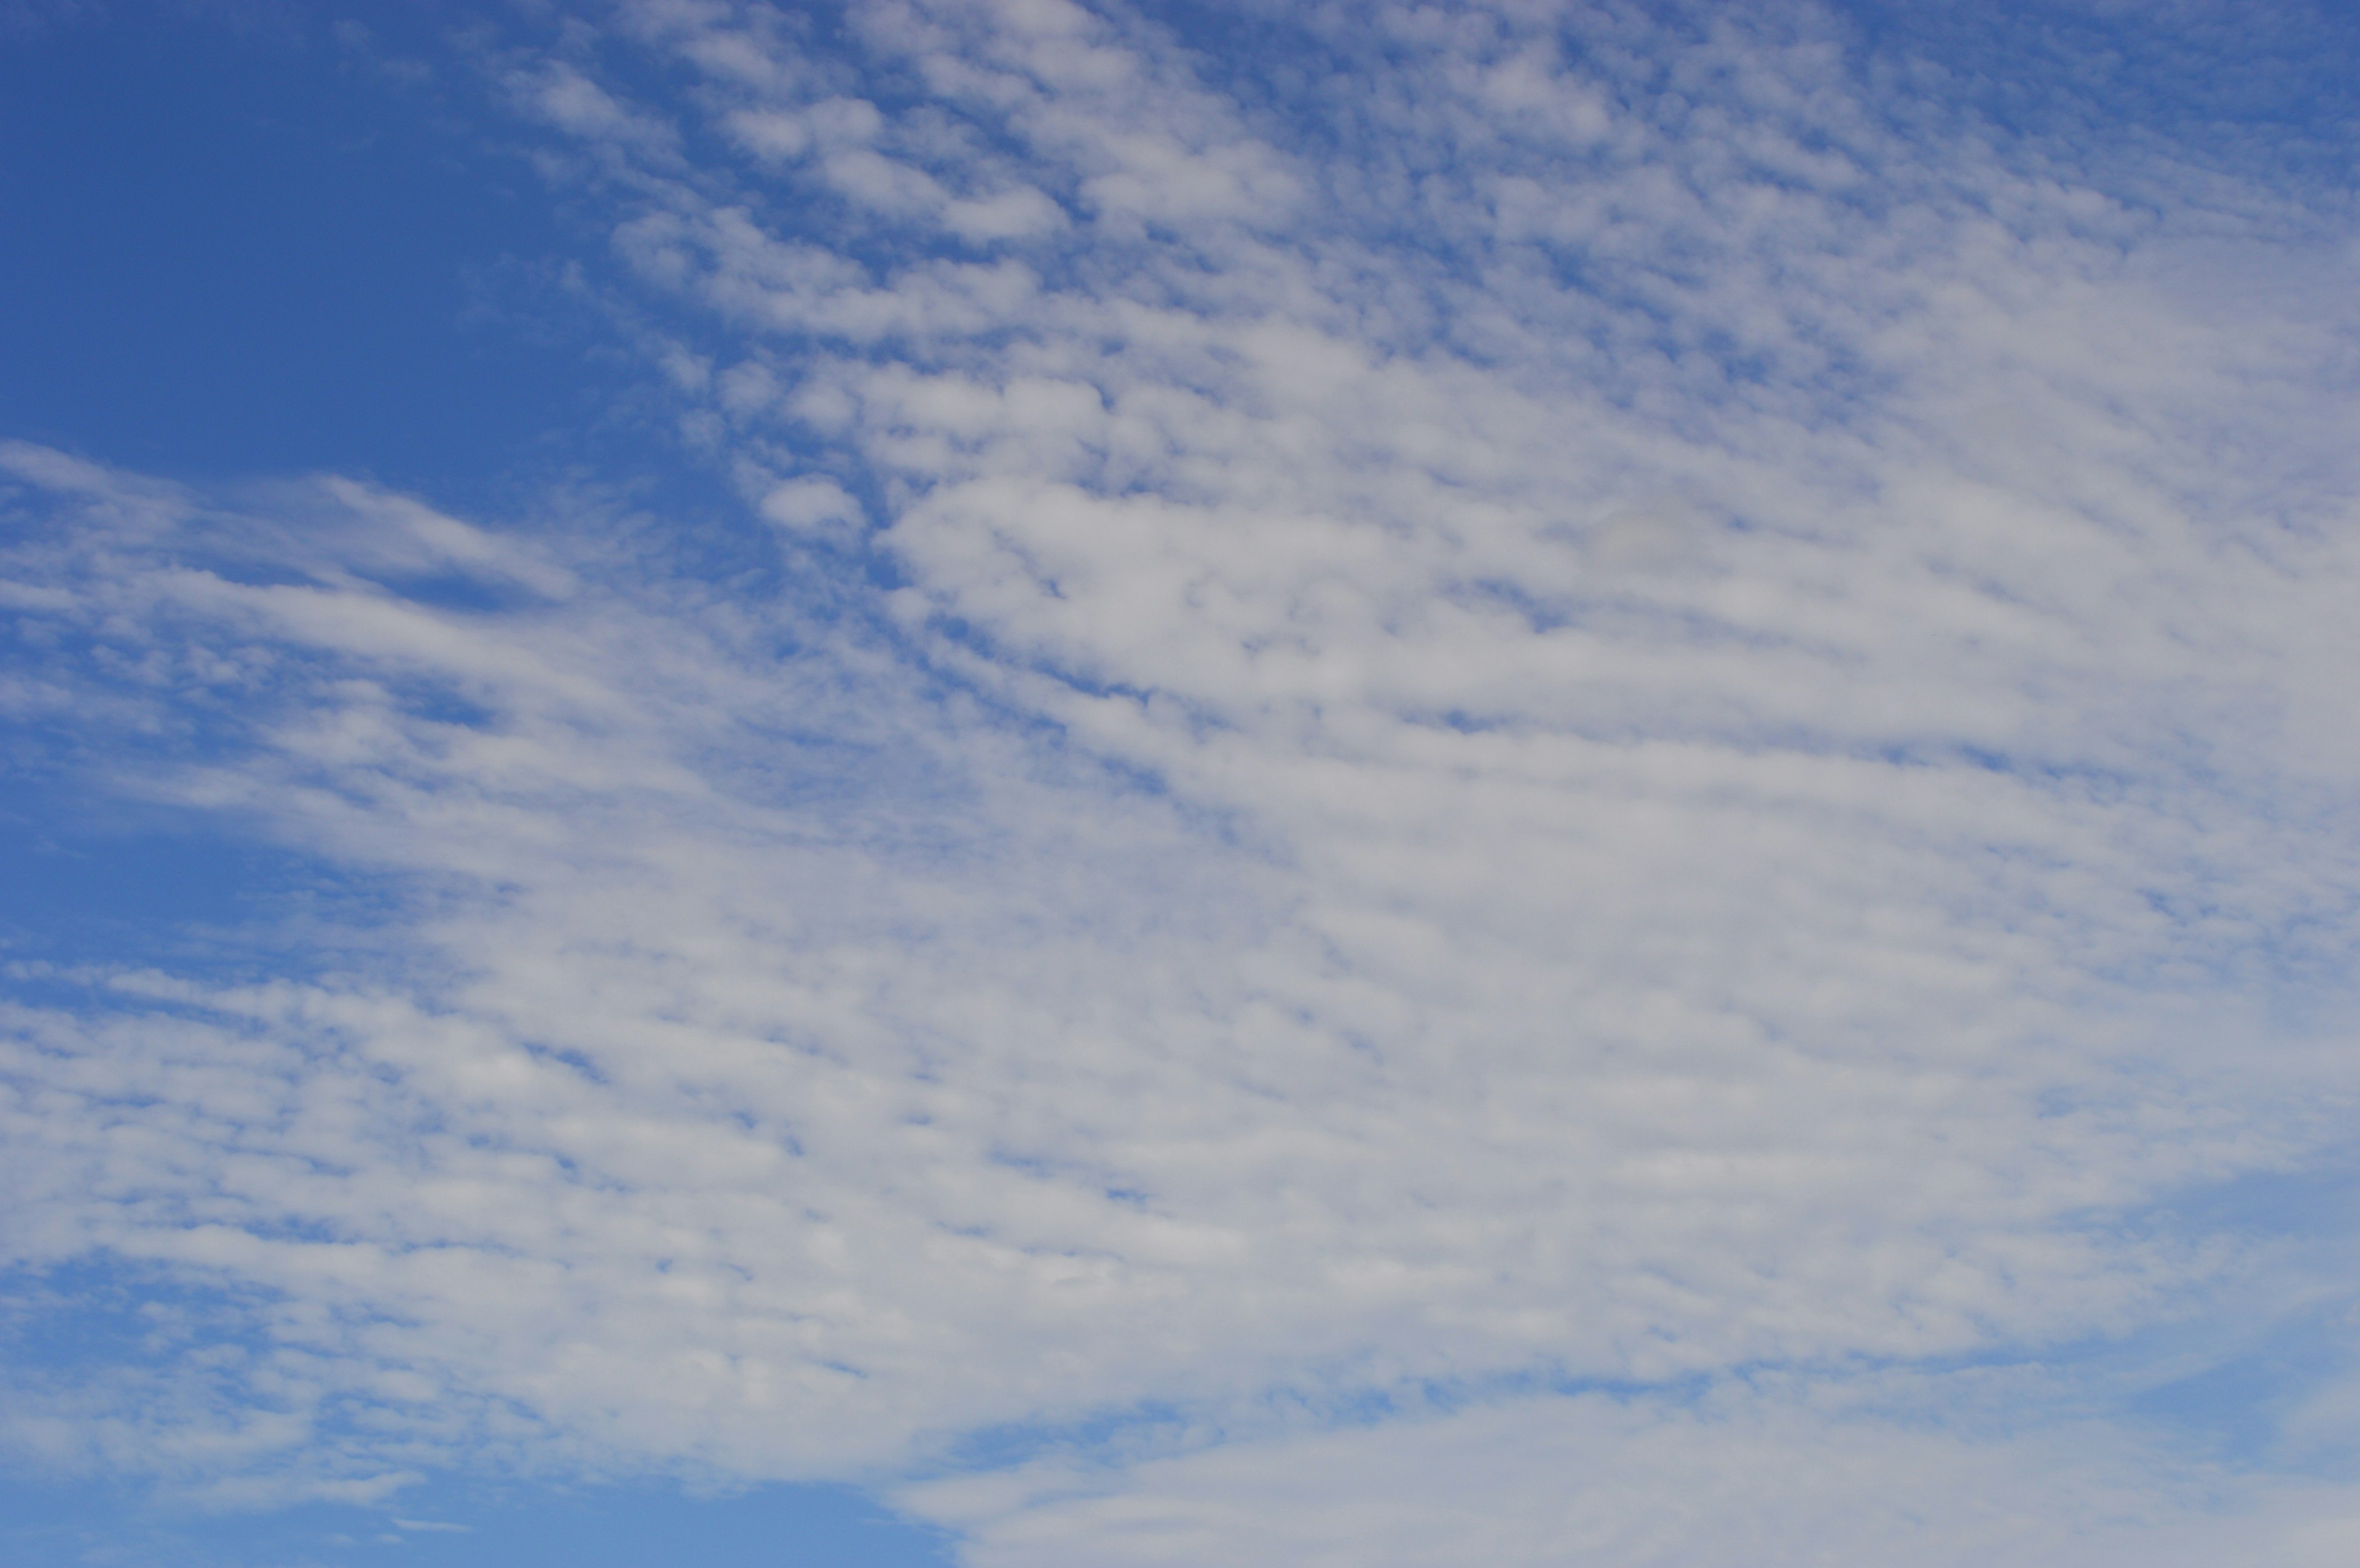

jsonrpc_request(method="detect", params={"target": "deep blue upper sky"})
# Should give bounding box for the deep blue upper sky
[0,6,635,497]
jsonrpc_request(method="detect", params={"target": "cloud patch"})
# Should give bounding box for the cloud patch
[7,0,2360,1559]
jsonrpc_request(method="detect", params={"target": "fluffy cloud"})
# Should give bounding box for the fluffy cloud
[6,0,2360,1558]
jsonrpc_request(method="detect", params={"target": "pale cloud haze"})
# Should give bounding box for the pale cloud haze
[4,1,2360,1562]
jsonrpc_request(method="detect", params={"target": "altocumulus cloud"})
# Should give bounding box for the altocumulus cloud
[7,0,2360,1562]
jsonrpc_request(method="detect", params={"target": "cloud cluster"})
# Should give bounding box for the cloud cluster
[908,1377,2360,1568]
[7,0,2360,1558]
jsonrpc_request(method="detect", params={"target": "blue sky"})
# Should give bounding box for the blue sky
[6,2,2360,1564]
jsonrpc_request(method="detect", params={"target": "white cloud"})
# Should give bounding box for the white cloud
[7,0,2360,1561]
[760,474,865,535]
[904,1382,2268,1568]
[725,105,812,162]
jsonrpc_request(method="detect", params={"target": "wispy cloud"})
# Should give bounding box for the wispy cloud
[6,0,2360,1558]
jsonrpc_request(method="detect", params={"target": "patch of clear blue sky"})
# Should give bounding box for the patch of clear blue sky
[0,1468,957,1568]
[1,2,631,498]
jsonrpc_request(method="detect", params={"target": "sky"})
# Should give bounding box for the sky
[4,1,2360,1564]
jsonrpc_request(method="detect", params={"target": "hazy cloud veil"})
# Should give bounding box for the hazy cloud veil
[7,1,2360,1562]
